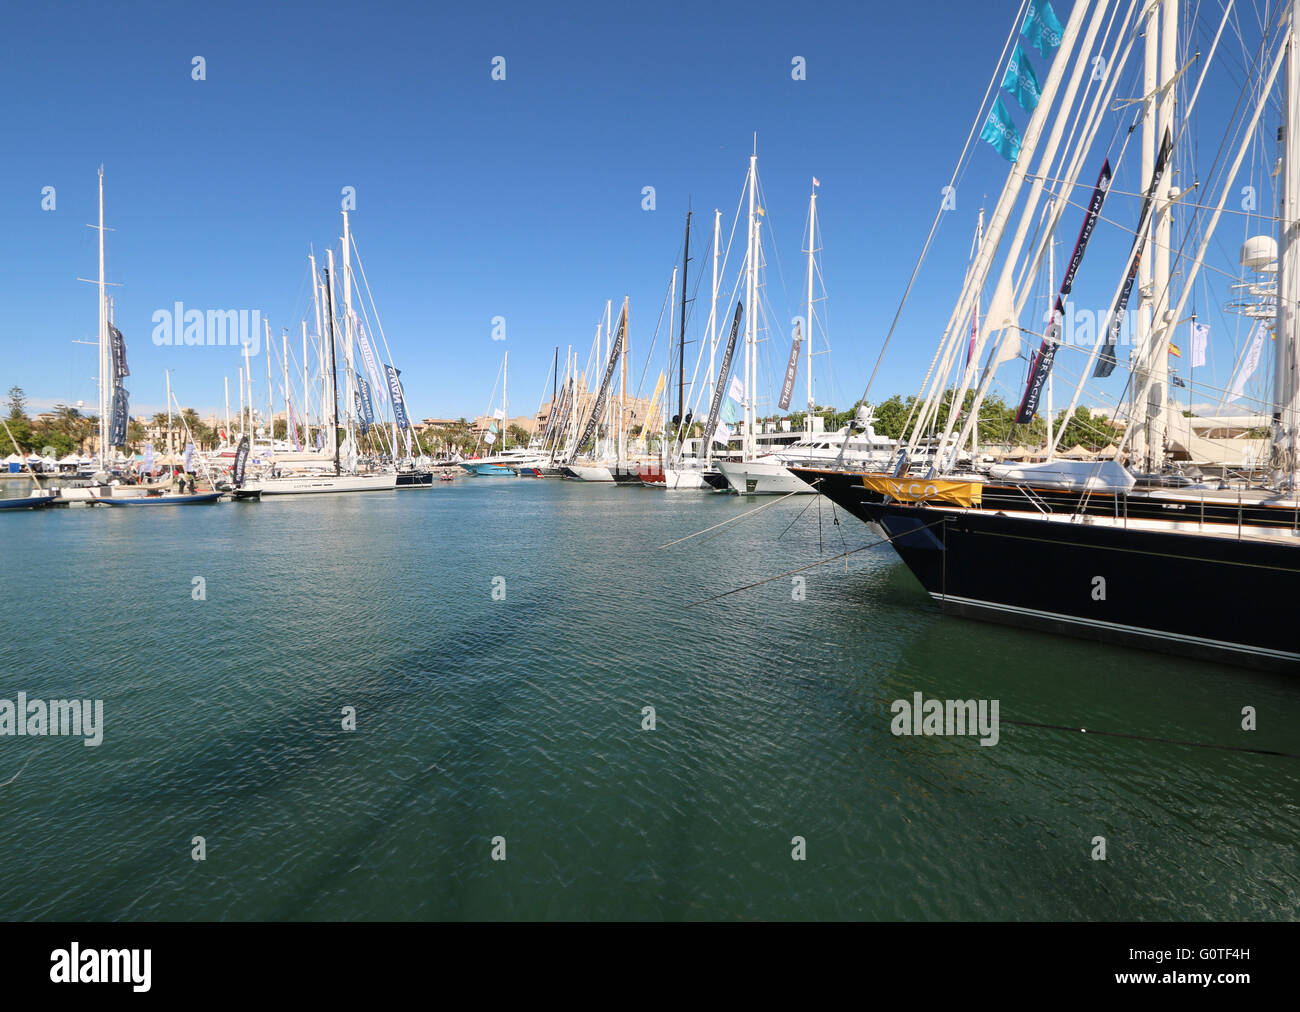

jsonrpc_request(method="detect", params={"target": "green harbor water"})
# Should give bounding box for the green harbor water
[0,478,1296,920]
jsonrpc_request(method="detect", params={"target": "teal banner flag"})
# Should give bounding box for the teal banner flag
[1002,43,1041,113]
[1022,1,1063,59]
[980,97,1022,162]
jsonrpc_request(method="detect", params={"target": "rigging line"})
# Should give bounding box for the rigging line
[995,717,1300,759]
[778,493,822,540]
[686,514,950,609]
[655,489,804,549]
[847,0,1034,418]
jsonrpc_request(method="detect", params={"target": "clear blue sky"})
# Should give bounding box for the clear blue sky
[0,0,1277,422]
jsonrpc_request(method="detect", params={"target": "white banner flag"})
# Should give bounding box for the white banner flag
[728,376,744,403]
[1191,322,1209,369]
[711,423,732,445]
[1227,320,1268,401]
[484,431,497,445]
[493,408,506,420]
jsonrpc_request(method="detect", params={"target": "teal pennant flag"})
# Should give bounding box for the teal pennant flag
[1022,1,1063,59]
[1002,43,1041,113]
[981,97,1022,162]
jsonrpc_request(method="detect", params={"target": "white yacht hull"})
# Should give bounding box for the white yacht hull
[246,472,398,495]
[566,464,615,482]
[55,484,150,502]
[661,467,710,489]
[715,459,815,495]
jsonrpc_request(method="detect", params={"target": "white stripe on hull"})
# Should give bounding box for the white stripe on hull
[932,592,1300,665]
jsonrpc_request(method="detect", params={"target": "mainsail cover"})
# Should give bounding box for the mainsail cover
[778,321,801,411]
[570,305,626,459]
[232,435,250,486]
[108,324,130,447]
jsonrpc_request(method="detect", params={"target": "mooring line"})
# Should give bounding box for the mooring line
[656,490,803,550]
[686,516,947,607]
[997,718,1300,759]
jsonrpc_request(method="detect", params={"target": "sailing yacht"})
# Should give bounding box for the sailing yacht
[242,233,396,496]
[795,0,1300,671]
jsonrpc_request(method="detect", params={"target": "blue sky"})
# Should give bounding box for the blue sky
[0,0,1281,422]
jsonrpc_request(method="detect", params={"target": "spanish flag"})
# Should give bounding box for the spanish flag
[1169,343,1181,357]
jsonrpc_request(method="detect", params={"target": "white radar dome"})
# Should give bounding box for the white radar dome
[1241,235,1278,272]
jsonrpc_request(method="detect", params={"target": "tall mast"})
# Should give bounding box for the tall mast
[706,209,721,464]
[1146,0,1178,472]
[96,168,108,470]
[503,350,509,446]
[264,317,273,439]
[341,212,356,456]
[324,255,340,474]
[301,320,310,448]
[678,209,692,454]
[1275,0,1300,488]
[282,329,291,447]
[744,147,758,461]
[805,182,817,424]
[620,302,628,465]
[1046,202,1056,457]
[224,375,231,446]
[165,369,173,457]
[242,341,253,437]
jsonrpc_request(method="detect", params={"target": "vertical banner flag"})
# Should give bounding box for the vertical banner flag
[354,391,370,435]
[701,302,744,456]
[385,365,410,430]
[1191,322,1209,368]
[981,97,1022,162]
[143,443,155,475]
[1002,44,1042,113]
[184,443,194,472]
[1095,130,1173,378]
[778,322,802,411]
[358,378,375,430]
[353,315,388,404]
[1022,1,1063,59]
[1227,319,1269,401]
[1017,159,1112,422]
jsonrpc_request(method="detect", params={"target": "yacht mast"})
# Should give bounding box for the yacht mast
[678,209,692,457]
[96,168,108,470]
[706,209,721,465]
[1146,0,1179,473]
[805,182,817,425]
[744,146,758,461]
[1275,0,1300,489]
[341,212,356,457]
[324,254,340,474]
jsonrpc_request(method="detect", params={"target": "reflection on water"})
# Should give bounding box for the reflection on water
[0,480,1295,919]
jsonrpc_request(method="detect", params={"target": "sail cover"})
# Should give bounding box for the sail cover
[233,435,250,486]
[701,302,745,452]
[778,321,801,411]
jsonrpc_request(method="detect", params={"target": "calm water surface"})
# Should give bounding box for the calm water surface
[0,478,1296,920]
